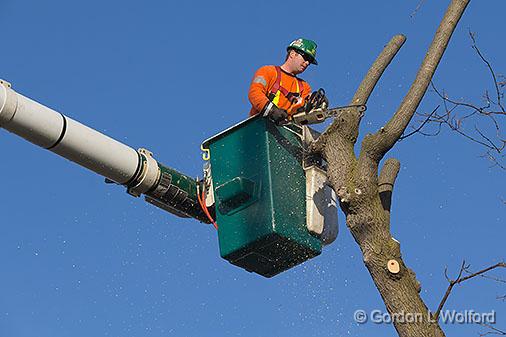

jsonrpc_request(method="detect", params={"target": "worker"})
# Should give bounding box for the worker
[248,38,319,125]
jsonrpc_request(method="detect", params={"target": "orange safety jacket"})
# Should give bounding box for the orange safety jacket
[248,65,312,117]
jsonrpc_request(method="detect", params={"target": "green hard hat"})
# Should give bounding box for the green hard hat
[287,38,318,65]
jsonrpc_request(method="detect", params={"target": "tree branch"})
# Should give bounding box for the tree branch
[411,0,427,18]
[364,0,471,162]
[311,35,406,154]
[408,31,506,169]
[351,35,407,106]
[399,105,440,140]
[434,261,506,321]
[469,30,506,113]
[479,323,506,336]
[422,81,505,168]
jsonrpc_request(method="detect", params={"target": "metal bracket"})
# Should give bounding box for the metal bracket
[0,79,12,89]
[127,148,161,197]
[203,162,215,208]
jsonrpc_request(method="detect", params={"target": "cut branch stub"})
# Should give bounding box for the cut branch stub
[379,158,401,213]
[388,259,401,274]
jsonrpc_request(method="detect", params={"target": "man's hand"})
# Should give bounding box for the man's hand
[267,106,288,125]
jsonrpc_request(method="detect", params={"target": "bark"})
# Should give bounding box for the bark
[314,1,471,336]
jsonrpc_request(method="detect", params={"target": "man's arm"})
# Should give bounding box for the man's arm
[248,66,275,115]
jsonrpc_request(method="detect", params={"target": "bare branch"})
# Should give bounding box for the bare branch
[436,261,468,320]
[428,82,505,167]
[434,261,506,321]
[430,82,497,116]
[479,323,506,336]
[399,105,440,140]
[498,75,506,88]
[475,126,503,153]
[479,275,506,284]
[480,152,506,170]
[406,31,506,169]
[458,262,505,283]
[411,0,426,18]
[469,30,506,113]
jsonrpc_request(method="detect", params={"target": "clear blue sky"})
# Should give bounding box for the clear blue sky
[0,1,504,336]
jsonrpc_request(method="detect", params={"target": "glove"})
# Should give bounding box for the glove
[267,105,288,125]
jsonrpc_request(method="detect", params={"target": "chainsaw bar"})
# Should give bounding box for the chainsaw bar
[291,104,367,126]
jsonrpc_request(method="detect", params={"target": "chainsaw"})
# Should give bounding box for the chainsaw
[289,88,367,125]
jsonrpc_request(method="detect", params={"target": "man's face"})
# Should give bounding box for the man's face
[289,50,311,74]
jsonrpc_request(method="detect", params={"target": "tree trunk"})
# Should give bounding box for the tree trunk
[313,1,471,336]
